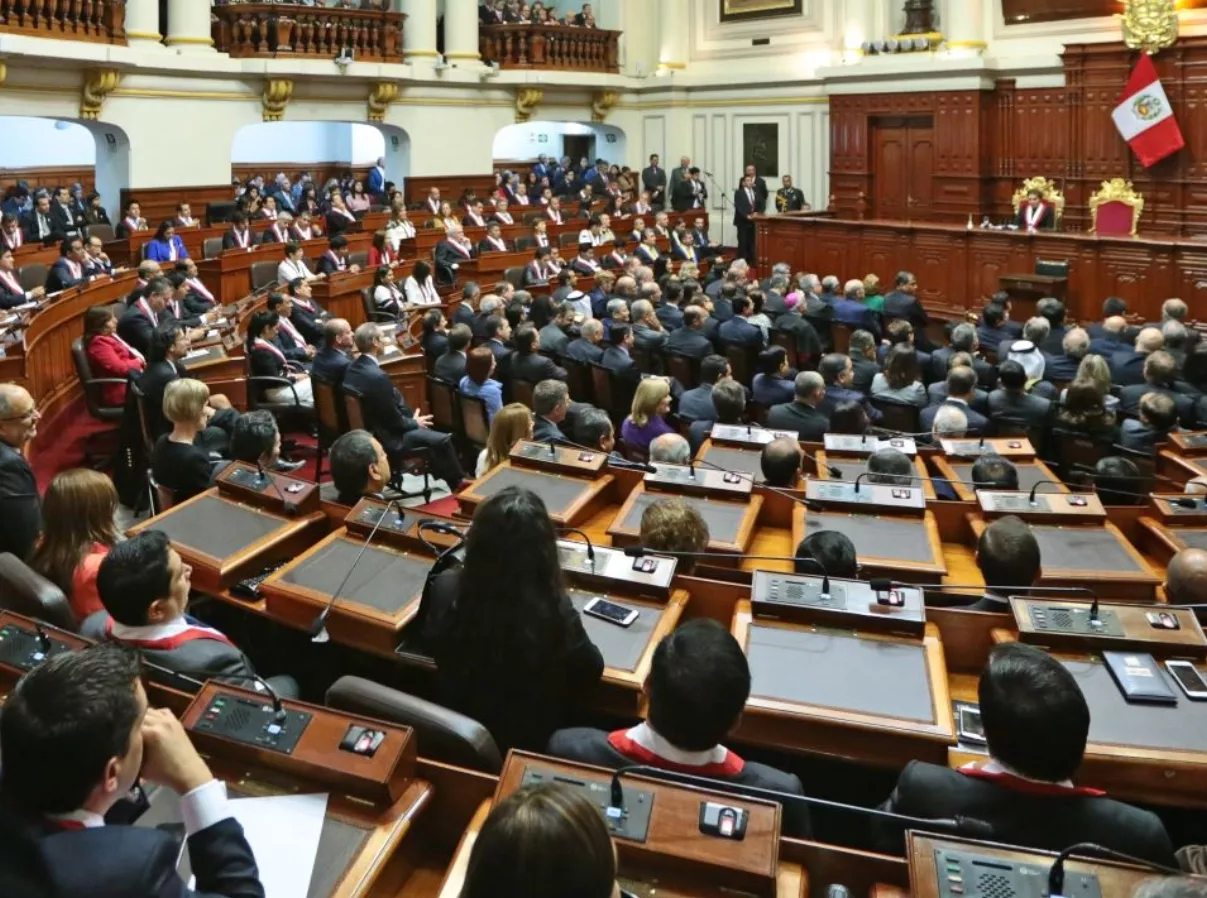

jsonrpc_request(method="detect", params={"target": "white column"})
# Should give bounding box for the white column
[402,0,439,62]
[444,0,480,63]
[944,0,986,55]
[658,0,686,71]
[124,0,162,47]
[842,0,873,52]
[164,0,216,51]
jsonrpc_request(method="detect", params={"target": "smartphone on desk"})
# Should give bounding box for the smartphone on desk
[583,597,639,627]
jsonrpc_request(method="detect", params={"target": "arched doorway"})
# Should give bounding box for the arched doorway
[492,121,627,172]
[230,121,411,193]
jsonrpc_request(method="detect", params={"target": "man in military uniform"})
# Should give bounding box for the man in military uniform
[776,175,809,213]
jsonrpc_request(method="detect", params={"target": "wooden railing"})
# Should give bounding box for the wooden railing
[0,0,125,44]
[480,24,619,72]
[212,3,404,62]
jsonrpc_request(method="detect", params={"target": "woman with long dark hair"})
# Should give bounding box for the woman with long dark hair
[423,486,603,751]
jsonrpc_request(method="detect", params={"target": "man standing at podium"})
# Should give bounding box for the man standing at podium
[1012,189,1056,232]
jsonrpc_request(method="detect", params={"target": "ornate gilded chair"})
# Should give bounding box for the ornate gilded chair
[1090,178,1145,237]
[1011,177,1066,227]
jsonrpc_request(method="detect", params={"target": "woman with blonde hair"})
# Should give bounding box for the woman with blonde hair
[478,403,534,477]
[30,469,120,622]
[621,376,673,454]
[152,378,226,502]
[1061,353,1119,412]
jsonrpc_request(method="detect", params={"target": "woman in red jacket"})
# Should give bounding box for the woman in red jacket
[83,304,145,407]
[368,229,399,268]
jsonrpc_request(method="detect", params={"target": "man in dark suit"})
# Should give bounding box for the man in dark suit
[434,228,476,284]
[117,277,170,357]
[631,298,669,358]
[1035,297,1069,356]
[930,322,996,390]
[878,639,1175,865]
[1089,315,1132,359]
[882,270,934,351]
[532,380,571,443]
[818,353,882,423]
[718,296,766,349]
[549,619,803,794]
[220,212,255,250]
[1043,326,1088,384]
[766,371,829,441]
[84,530,297,697]
[1111,327,1164,387]
[732,174,759,263]
[329,429,392,506]
[343,323,464,490]
[266,294,315,365]
[539,303,574,358]
[0,385,41,561]
[433,323,472,384]
[44,236,92,293]
[511,324,567,384]
[566,319,606,364]
[987,360,1052,431]
[311,317,355,385]
[50,185,81,239]
[1086,297,1138,345]
[977,300,1023,360]
[283,277,327,346]
[20,193,58,245]
[1011,188,1057,231]
[848,329,881,395]
[741,163,769,213]
[672,167,707,213]
[688,379,746,450]
[1121,392,1180,455]
[1119,351,1197,427]
[483,314,514,383]
[921,367,990,435]
[0,643,266,898]
[678,355,730,421]
[666,306,716,360]
[656,281,685,331]
[641,153,667,208]
[600,324,642,387]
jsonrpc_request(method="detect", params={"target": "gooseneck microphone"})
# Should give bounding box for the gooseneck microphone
[217,672,287,722]
[309,499,399,642]
[550,435,657,473]
[557,527,596,565]
[255,462,299,516]
[1028,479,1065,506]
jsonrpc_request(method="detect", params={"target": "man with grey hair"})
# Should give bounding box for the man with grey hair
[614,276,638,300]
[931,321,986,384]
[833,277,877,335]
[472,294,502,340]
[932,403,968,440]
[631,298,668,357]
[0,384,41,560]
[766,371,829,441]
[343,322,465,491]
[532,379,570,443]
[1022,316,1050,347]
[820,275,841,304]
[764,271,791,318]
[1111,325,1164,386]
[605,297,631,339]
[649,433,691,466]
[1045,326,1089,382]
[566,318,606,363]
[1162,319,1191,368]
[1162,297,1188,323]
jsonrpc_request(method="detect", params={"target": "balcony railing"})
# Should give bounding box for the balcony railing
[480,24,619,73]
[0,0,126,44]
[212,3,404,62]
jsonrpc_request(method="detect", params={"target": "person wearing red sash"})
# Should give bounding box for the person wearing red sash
[549,620,803,794]
[83,530,298,699]
[877,642,1174,864]
[0,643,265,897]
[1012,188,1056,232]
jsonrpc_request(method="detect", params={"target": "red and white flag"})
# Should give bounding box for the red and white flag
[1112,54,1185,168]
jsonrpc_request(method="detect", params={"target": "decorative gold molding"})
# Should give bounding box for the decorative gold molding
[80,68,120,120]
[945,40,987,50]
[405,49,441,58]
[1122,0,1178,56]
[515,86,543,123]
[164,36,215,46]
[591,90,619,122]
[367,81,400,122]
[0,62,7,88]
[1089,178,1145,237]
[126,30,164,41]
[444,51,481,60]
[659,61,687,69]
[262,79,293,122]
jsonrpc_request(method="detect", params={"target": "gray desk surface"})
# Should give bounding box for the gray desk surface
[949,462,1058,493]
[280,537,430,614]
[473,467,590,516]
[1064,659,1207,754]
[569,590,663,673]
[156,495,286,560]
[804,512,936,564]
[747,625,936,723]
[618,492,747,545]
[701,446,765,483]
[1032,526,1145,574]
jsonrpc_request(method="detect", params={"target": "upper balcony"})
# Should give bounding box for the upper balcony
[480,23,619,74]
[212,2,405,63]
[0,0,126,44]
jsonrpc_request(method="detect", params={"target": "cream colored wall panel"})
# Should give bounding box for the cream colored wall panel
[642,115,667,167]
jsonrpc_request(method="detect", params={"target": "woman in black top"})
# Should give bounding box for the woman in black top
[422,486,603,752]
[246,309,313,406]
[152,377,223,502]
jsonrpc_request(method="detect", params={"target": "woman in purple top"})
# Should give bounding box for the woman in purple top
[621,377,674,454]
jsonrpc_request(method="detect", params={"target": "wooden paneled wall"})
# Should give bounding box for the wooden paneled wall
[0,166,96,196]
[829,35,1207,238]
[230,161,376,188]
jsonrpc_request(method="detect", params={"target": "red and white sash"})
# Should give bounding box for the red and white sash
[254,337,287,362]
[1,229,22,250]
[279,316,306,347]
[230,227,250,248]
[547,208,563,224]
[106,617,234,649]
[0,268,25,296]
[136,298,158,325]
[186,278,214,302]
[324,249,347,271]
[1024,202,1046,230]
[485,235,507,252]
[494,211,514,225]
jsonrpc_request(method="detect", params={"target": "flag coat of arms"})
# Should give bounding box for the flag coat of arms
[1112,54,1185,168]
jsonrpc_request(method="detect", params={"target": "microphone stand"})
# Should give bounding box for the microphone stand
[701,170,729,255]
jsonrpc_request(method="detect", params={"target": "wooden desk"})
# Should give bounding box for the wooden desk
[457,464,614,527]
[791,505,947,583]
[931,457,1065,502]
[754,214,1205,324]
[815,450,938,501]
[608,483,763,557]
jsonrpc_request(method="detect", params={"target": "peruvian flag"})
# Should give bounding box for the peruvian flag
[1112,54,1185,168]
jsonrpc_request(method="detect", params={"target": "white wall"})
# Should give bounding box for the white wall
[231,122,386,164]
[0,117,96,167]
[492,122,628,166]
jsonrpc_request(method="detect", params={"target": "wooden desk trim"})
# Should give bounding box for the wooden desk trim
[1137,516,1207,564]
[457,464,615,527]
[930,457,1067,503]
[790,506,948,581]
[606,482,764,555]
[941,438,1035,460]
[259,528,429,655]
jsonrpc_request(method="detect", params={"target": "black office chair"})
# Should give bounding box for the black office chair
[869,397,921,435]
[310,372,346,483]
[343,384,433,503]
[325,676,502,773]
[561,356,593,404]
[0,553,77,633]
[724,344,760,388]
[665,353,701,390]
[70,337,125,469]
[361,286,398,324]
[459,392,490,449]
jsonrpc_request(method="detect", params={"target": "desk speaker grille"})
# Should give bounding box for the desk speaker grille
[976,870,1016,898]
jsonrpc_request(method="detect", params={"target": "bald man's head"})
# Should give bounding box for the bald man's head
[1167,549,1207,605]
[1136,327,1164,354]
[0,384,37,447]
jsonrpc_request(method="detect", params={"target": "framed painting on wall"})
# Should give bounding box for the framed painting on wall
[720,0,803,23]
[743,123,779,178]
